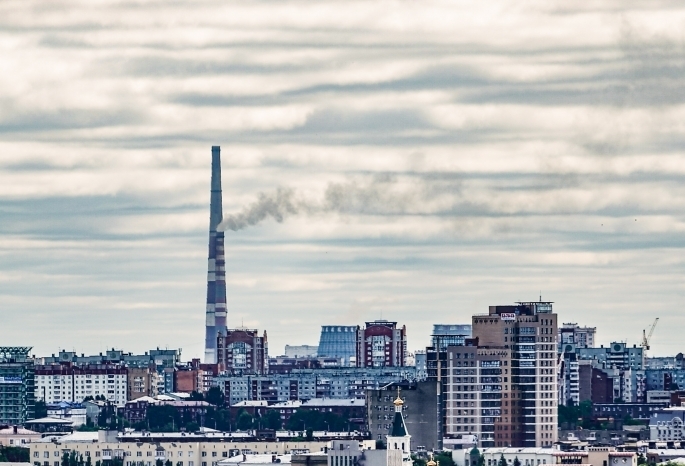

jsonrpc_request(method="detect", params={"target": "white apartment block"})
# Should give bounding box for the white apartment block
[35,365,128,405]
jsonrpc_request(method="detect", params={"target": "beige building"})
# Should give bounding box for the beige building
[454,447,635,466]
[0,425,41,446]
[444,302,558,448]
[127,367,159,400]
[30,437,330,466]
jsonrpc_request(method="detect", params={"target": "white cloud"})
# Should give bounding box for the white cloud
[2,0,685,357]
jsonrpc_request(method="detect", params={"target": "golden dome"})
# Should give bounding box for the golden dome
[393,387,404,406]
[427,454,437,466]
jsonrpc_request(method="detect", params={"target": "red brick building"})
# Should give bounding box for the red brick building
[355,320,407,368]
[217,329,268,375]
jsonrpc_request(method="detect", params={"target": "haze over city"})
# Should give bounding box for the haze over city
[2,0,685,358]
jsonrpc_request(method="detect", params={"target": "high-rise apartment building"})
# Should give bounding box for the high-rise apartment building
[0,347,35,425]
[443,302,558,448]
[356,320,407,368]
[558,323,596,350]
[34,364,127,404]
[217,328,268,375]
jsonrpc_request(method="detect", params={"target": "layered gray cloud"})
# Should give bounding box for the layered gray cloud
[2,0,685,357]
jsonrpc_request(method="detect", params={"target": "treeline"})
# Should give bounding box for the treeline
[128,388,353,433]
[1,446,30,463]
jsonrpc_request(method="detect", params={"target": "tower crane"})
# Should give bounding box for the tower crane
[642,318,659,350]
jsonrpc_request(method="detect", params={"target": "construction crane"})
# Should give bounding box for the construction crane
[642,318,659,350]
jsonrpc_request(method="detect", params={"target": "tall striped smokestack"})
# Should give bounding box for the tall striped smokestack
[204,146,228,364]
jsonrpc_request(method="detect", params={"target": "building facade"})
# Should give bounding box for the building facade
[34,364,127,405]
[0,347,35,425]
[432,325,472,350]
[355,321,407,368]
[366,381,439,450]
[443,302,558,448]
[285,346,319,358]
[558,323,596,350]
[217,329,268,375]
[215,367,418,406]
[318,326,357,366]
[30,438,330,466]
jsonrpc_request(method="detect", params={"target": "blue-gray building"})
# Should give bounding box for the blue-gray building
[431,324,472,350]
[317,326,357,366]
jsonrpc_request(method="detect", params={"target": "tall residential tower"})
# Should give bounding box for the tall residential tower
[204,146,228,363]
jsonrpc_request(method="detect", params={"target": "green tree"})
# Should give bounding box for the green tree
[147,405,181,432]
[156,460,164,466]
[0,446,30,462]
[205,387,225,407]
[62,451,70,466]
[435,452,455,466]
[498,454,507,466]
[411,456,426,466]
[637,454,647,465]
[513,457,521,466]
[236,410,254,431]
[262,410,282,430]
[86,455,93,466]
[165,460,172,466]
[185,422,200,433]
[188,391,204,402]
[35,400,48,419]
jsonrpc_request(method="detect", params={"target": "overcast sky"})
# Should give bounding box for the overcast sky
[2,0,685,359]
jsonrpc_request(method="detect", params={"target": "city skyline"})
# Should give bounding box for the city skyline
[2,1,684,358]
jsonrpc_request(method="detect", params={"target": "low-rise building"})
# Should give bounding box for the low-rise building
[453,448,555,466]
[121,399,211,426]
[46,402,87,426]
[454,447,635,466]
[30,435,331,466]
[593,403,666,421]
[267,399,366,431]
[646,391,671,405]
[0,426,41,446]
[649,407,685,441]
[285,346,319,359]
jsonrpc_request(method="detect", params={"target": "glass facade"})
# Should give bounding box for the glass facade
[431,324,472,350]
[317,326,357,366]
[0,347,35,425]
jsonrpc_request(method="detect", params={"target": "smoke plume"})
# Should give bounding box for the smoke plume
[220,187,298,231]
[219,175,452,232]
